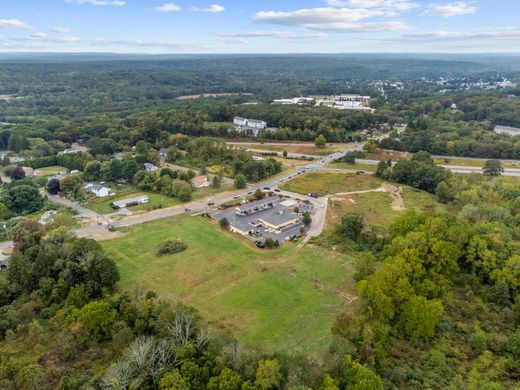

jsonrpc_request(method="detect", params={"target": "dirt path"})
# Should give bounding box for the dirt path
[330,183,405,211]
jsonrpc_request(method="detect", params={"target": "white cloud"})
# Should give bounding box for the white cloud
[253,7,410,32]
[193,4,225,13]
[403,27,520,41]
[29,32,48,39]
[65,0,126,5]
[326,0,419,11]
[421,1,477,17]
[51,26,72,33]
[217,31,327,40]
[0,19,33,29]
[155,3,181,13]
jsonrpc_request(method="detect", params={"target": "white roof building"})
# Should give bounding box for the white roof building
[494,125,520,136]
[144,163,158,172]
[85,183,114,198]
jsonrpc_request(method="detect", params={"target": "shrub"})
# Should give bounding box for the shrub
[157,238,187,255]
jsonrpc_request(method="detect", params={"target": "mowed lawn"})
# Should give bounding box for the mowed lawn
[102,215,355,358]
[280,172,382,196]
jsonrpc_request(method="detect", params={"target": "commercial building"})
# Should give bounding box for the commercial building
[494,125,520,136]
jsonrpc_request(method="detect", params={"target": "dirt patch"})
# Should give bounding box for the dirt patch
[382,183,405,211]
[176,93,253,100]
[79,230,126,241]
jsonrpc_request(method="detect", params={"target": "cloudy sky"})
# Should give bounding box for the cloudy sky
[0,0,518,53]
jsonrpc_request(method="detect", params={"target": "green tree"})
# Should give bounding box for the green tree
[362,139,378,153]
[47,178,61,195]
[353,253,377,282]
[219,218,230,230]
[212,175,221,188]
[235,173,247,189]
[3,185,44,215]
[339,213,364,241]
[254,188,264,200]
[399,295,444,341]
[375,160,390,179]
[435,181,455,203]
[122,159,140,181]
[318,375,339,390]
[255,359,281,390]
[177,186,192,202]
[60,175,83,197]
[208,368,242,390]
[302,212,312,226]
[83,161,102,181]
[483,160,504,177]
[315,134,327,148]
[79,299,118,341]
[160,369,190,390]
[157,238,187,255]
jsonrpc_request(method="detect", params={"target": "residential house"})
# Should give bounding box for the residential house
[159,148,168,159]
[62,147,79,154]
[144,163,158,172]
[85,183,114,198]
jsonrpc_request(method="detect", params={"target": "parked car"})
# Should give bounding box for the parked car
[185,208,191,211]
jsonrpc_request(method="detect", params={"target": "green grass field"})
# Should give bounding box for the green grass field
[102,215,355,358]
[328,161,377,172]
[86,184,233,214]
[35,165,68,176]
[280,172,381,196]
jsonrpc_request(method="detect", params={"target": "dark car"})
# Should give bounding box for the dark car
[274,189,281,192]
[185,207,192,211]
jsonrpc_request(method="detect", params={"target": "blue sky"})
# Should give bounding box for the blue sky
[0,0,519,53]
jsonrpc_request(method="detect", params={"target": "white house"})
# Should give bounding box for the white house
[85,183,113,198]
[62,147,79,155]
[144,163,158,172]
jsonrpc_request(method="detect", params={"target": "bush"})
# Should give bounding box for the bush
[157,238,187,255]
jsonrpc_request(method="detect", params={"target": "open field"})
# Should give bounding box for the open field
[102,215,355,357]
[328,161,377,172]
[177,93,253,100]
[232,143,339,156]
[324,185,447,235]
[433,157,520,169]
[85,184,234,214]
[34,165,68,176]
[367,149,409,161]
[280,172,381,196]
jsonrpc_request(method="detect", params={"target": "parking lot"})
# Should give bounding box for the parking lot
[213,195,315,244]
